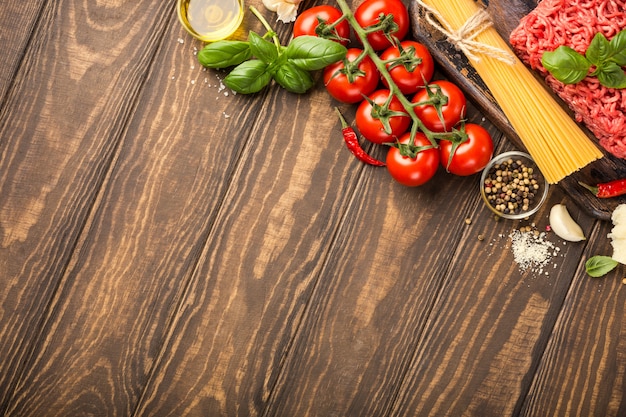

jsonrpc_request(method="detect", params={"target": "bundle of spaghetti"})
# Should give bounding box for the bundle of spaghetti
[415,0,603,184]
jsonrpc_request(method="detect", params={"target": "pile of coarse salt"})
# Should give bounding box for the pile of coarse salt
[509,229,560,274]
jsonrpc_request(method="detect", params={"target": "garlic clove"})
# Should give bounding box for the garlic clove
[549,204,586,242]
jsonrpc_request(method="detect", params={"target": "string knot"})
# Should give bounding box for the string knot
[416,0,516,65]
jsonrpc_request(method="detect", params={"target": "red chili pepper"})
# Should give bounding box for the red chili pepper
[579,179,626,198]
[335,108,385,167]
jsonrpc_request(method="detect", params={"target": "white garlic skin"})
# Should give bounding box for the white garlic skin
[549,204,586,242]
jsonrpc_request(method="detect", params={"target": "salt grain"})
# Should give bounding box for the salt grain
[509,229,555,273]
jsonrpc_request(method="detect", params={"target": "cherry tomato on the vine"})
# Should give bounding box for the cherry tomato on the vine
[380,40,435,95]
[439,123,494,176]
[354,0,410,51]
[386,132,439,186]
[412,80,467,132]
[356,89,411,145]
[293,5,351,45]
[323,48,379,104]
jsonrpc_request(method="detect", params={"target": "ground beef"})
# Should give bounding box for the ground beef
[509,0,626,158]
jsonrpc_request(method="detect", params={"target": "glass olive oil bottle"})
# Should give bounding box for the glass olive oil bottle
[177,0,244,42]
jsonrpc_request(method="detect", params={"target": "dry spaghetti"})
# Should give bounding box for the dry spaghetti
[415,0,604,184]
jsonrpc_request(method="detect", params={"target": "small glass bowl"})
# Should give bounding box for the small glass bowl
[177,0,245,43]
[479,151,549,220]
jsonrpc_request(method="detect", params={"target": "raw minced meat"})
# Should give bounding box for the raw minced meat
[509,0,626,158]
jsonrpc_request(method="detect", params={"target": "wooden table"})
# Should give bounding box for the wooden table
[1,0,625,416]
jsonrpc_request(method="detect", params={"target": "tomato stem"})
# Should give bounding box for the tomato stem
[334,0,445,148]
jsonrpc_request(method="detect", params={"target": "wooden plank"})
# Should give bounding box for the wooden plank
[0,0,45,100]
[2,2,282,416]
[133,101,504,417]
[519,220,626,417]
[131,79,369,416]
[258,121,504,416]
[0,0,174,413]
[387,186,598,416]
[126,2,422,414]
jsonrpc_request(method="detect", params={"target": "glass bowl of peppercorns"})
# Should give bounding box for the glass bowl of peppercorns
[480,151,549,220]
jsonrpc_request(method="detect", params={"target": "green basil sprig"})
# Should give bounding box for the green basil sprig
[542,29,626,89]
[585,255,619,277]
[197,8,346,95]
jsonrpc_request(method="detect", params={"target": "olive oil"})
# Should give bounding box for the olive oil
[178,0,244,42]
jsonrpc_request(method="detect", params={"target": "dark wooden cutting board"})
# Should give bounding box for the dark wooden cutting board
[409,0,626,221]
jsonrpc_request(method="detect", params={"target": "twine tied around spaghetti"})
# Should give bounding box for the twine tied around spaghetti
[415,0,515,65]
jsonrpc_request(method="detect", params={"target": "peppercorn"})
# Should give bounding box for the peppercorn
[482,158,542,216]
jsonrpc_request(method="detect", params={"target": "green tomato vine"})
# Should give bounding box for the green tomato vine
[197,0,473,155]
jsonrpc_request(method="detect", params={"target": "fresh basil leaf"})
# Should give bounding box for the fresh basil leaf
[249,31,279,64]
[197,41,252,69]
[585,255,619,277]
[542,46,590,84]
[596,62,626,89]
[266,52,289,75]
[586,32,612,66]
[609,29,626,66]
[273,62,315,94]
[284,36,347,71]
[224,60,272,94]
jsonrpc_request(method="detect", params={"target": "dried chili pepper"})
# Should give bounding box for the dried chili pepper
[579,179,626,198]
[336,108,385,167]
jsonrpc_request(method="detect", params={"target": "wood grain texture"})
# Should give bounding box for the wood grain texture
[131,73,369,417]
[389,186,597,417]
[0,0,45,101]
[261,111,506,417]
[0,0,174,413]
[2,0,626,416]
[520,220,626,417]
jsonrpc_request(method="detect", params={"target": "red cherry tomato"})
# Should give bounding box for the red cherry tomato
[412,80,467,132]
[380,40,435,95]
[293,5,351,45]
[439,123,494,176]
[323,48,379,104]
[356,89,411,145]
[354,0,409,51]
[386,132,439,186]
